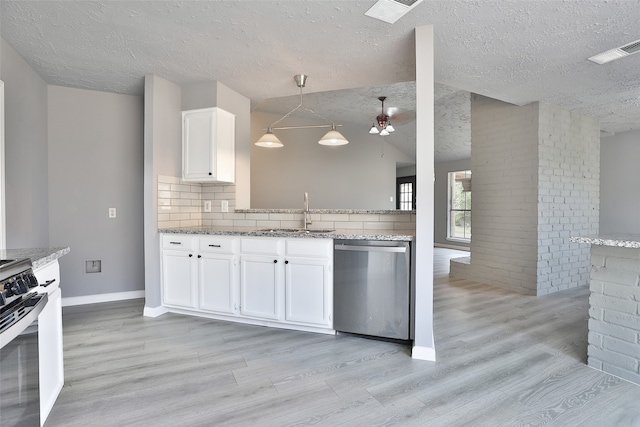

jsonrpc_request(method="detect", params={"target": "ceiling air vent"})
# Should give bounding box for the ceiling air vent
[588,39,640,64]
[365,0,424,24]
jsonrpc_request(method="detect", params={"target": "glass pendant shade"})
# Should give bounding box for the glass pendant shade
[380,128,390,136]
[369,124,379,134]
[318,125,349,146]
[255,128,284,148]
[386,123,395,132]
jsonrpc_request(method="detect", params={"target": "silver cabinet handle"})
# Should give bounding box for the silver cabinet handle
[208,244,221,248]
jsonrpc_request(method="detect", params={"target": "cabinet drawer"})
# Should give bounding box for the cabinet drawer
[240,238,281,255]
[162,235,195,250]
[34,260,61,291]
[199,236,238,253]
[285,239,332,258]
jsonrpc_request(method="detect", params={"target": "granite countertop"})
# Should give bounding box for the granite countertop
[159,226,415,241]
[0,247,71,270]
[570,233,640,249]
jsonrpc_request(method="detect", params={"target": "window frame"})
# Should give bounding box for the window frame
[396,175,416,210]
[447,170,471,242]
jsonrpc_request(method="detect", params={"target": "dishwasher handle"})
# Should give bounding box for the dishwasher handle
[334,244,407,253]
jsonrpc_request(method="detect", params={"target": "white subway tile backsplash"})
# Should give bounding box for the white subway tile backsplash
[157,175,416,232]
[170,184,192,192]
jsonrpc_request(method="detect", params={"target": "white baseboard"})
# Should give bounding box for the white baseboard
[434,243,470,251]
[62,290,145,307]
[144,305,169,318]
[412,345,436,361]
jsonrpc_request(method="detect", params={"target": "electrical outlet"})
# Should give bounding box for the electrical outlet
[109,208,116,218]
[221,200,229,213]
[390,196,393,202]
[204,200,212,213]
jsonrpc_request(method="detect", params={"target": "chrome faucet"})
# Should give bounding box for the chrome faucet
[303,192,311,230]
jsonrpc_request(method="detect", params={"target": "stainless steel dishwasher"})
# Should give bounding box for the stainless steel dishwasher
[333,239,411,340]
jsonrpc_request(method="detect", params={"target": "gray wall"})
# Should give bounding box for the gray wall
[434,158,471,248]
[250,111,413,209]
[48,85,144,297]
[144,75,182,309]
[0,38,50,248]
[600,130,640,234]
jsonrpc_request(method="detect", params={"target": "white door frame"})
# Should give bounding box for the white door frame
[0,80,6,250]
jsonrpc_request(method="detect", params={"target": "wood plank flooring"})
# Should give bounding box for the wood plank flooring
[44,249,640,426]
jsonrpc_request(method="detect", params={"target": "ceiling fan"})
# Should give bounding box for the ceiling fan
[369,96,397,136]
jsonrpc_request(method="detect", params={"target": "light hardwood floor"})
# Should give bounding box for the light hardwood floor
[45,248,640,426]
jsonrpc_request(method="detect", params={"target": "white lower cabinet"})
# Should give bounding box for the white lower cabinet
[162,248,198,309]
[199,252,238,314]
[240,254,282,320]
[285,257,331,327]
[162,235,239,315]
[161,234,333,333]
[34,260,64,427]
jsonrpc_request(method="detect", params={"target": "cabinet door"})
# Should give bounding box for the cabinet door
[199,253,237,315]
[182,107,235,183]
[240,255,282,320]
[162,250,197,308]
[38,287,63,423]
[183,109,214,181]
[285,257,332,327]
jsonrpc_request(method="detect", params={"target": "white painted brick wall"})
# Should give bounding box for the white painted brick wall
[587,246,640,385]
[459,95,539,294]
[452,96,599,296]
[536,103,600,294]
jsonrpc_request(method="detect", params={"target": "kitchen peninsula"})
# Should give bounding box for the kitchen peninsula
[158,208,415,336]
[570,234,640,386]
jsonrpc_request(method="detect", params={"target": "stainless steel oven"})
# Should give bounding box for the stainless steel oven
[0,259,48,427]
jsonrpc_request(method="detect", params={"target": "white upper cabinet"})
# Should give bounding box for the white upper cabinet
[182,107,235,183]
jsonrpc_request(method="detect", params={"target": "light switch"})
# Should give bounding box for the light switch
[109,208,116,218]
[204,200,212,213]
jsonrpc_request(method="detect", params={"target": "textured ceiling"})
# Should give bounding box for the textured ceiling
[1,0,639,162]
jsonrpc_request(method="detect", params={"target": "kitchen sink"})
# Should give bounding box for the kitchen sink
[259,228,335,234]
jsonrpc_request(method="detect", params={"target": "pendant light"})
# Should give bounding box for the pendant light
[319,124,349,146]
[255,75,349,148]
[255,127,284,148]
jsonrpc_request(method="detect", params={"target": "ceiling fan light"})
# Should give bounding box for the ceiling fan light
[369,124,380,134]
[386,123,395,132]
[255,128,284,148]
[319,125,349,146]
[380,128,390,136]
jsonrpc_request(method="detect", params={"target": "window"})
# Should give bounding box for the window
[396,175,416,210]
[448,170,471,241]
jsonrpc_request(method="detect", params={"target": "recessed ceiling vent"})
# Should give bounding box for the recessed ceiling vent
[588,39,640,64]
[365,0,424,24]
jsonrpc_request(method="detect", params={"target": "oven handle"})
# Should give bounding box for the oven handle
[0,293,48,349]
